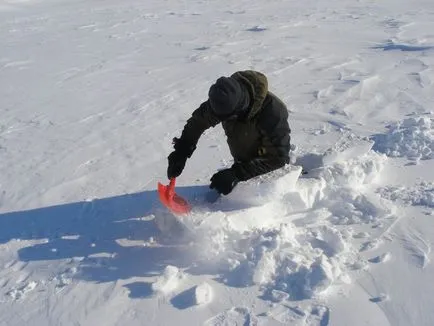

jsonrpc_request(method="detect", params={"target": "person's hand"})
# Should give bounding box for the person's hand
[210,169,239,195]
[167,150,188,179]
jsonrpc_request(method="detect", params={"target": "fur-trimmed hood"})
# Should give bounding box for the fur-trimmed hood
[231,70,268,118]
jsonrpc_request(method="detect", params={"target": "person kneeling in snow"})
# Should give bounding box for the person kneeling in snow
[167,70,291,195]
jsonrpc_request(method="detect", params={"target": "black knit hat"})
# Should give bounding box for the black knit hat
[208,76,242,117]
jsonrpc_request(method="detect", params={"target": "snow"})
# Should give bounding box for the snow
[373,116,434,160]
[379,182,434,208]
[194,282,213,306]
[151,265,184,295]
[1,0,434,325]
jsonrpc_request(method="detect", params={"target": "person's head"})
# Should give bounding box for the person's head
[208,76,247,120]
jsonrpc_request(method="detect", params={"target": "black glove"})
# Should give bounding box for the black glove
[167,137,196,179]
[210,168,239,195]
[167,150,188,179]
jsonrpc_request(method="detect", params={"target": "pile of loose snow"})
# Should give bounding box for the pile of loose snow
[151,265,184,295]
[181,149,394,300]
[150,267,213,306]
[217,223,350,300]
[373,116,434,160]
[194,282,213,305]
[379,182,434,208]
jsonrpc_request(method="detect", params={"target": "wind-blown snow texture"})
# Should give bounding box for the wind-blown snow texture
[1,0,434,325]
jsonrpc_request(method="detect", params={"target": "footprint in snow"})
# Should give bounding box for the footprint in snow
[246,26,267,32]
[353,232,370,239]
[226,10,246,15]
[403,230,431,269]
[194,46,210,51]
[381,18,409,30]
[204,307,258,326]
[6,281,38,301]
[368,252,391,264]
[360,239,381,252]
[370,293,389,303]
[151,265,184,296]
[263,304,330,325]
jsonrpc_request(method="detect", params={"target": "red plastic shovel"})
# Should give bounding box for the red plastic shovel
[157,178,191,215]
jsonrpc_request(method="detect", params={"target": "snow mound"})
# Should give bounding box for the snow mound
[6,281,38,301]
[379,182,434,208]
[228,164,302,206]
[322,133,374,166]
[373,116,434,160]
[219,223,348,299]
[151,265,184,295]
[194,282,213,305]
[320,151,387,187]
[184,149,394,300]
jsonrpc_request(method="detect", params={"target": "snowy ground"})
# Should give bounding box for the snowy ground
[1,0,434,325]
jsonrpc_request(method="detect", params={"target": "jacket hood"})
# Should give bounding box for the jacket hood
[231,70,268,118]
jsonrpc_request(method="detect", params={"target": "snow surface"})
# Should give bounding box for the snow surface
[1,0,434,325]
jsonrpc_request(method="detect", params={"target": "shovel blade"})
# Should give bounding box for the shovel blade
[157,179,191,215]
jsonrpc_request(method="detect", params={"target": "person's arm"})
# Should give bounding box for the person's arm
[167,101,221,179]
[174,100,220,156]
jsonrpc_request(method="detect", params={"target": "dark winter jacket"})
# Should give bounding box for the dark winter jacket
[176,70,291,181]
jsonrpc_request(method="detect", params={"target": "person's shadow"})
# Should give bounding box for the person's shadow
[0,185,212,284]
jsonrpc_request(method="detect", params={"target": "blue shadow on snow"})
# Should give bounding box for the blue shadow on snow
[124,281,154,299]
[371,40,434,52]
[0,184,212,283]
[170,286,197,310]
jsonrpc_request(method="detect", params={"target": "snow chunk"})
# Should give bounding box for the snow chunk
[304,256,338,297]
[151,265,183,295]
[6,281,38,301]
[308,225,348,257]
[320,151,387,187]
[328,190,395,225]
[252,250,277,285]
[287,177,327,210]
[194,282,213,305]
[373,116,434,160]
[228,164,302,206]
[270,289,290,302]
